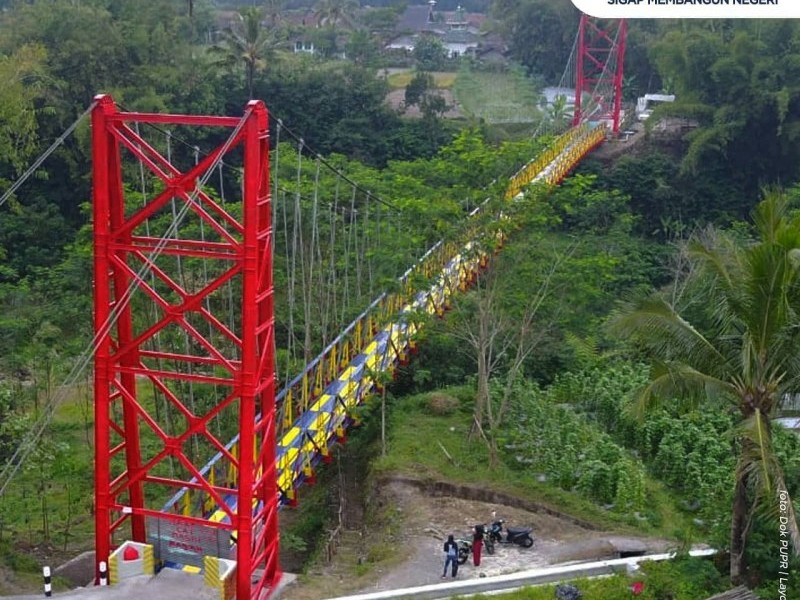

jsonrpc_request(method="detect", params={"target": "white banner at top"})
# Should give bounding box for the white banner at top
[570,0,800,19]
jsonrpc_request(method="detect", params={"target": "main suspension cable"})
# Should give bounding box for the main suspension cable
[0,107,251,497]
[272,117,401,212]
[136,113,402,215]
[0,102,96,210]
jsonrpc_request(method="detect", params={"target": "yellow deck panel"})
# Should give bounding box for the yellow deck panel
[279,425,301,448]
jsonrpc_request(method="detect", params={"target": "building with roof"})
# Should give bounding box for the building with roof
[385,1,485,58]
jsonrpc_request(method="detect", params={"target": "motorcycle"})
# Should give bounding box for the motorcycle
[474,524,495,555]
[457,526,496,564]
[456,538,472,564]
[487,518,535,548]
[483,530,496,555]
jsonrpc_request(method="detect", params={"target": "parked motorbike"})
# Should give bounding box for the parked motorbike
[457,526,496,564]
[474,524,495,555]
[487,518,535,548]
[456,538,472,564]
[483,529,495,555]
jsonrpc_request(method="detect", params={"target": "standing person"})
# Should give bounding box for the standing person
[442,534,458,578]
[472,524,484,567]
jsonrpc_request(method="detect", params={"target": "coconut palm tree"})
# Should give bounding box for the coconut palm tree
[610,190,800,584]
[546,94,570,133]
[313,0,358,29]
[210,7,282,99]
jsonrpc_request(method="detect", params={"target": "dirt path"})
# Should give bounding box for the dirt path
[287,479,676,599]
[358,481,671,593]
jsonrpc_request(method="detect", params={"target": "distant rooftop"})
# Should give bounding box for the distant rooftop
[395,3,487,34]
[442,29,477,44]
[396,4,434,33]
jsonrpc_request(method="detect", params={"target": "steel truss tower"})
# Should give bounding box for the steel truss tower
[91,95,278,599]
[573,16,628,134]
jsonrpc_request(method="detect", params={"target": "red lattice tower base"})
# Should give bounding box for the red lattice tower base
[573,16,628,134]
[91,95,278,599]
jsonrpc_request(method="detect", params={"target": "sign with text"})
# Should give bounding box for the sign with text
[146,517,231,569]
[571,0,800,19]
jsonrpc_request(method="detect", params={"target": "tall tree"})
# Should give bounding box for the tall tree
[314,0,358,29]
[412,35,447,72]
[610,191,800,583]
[545,94,570,133]
[449,245,562,465]
[491,0,579,82]
[0,44,46,182]
[649,23,800,205]
[210,6,281,98]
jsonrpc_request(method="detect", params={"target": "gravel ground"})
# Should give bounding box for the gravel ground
[355,481,672,595]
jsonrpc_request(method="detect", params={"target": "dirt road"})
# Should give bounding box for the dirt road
[288,479,675,599]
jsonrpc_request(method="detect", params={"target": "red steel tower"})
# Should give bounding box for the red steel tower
[91,95,278,598]
[573,16,628,134]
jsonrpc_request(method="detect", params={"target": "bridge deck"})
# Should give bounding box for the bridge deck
[157,123,607,574]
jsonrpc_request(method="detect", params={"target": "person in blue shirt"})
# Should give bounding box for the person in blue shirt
[442,534,459,578]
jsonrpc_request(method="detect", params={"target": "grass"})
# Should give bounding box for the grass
[453,67,543,124]
[452,574,639,599]
[0,377,228,567]
[387,70,458,90]
[0,382,96,555]
[455,554,731,599]
[373,386,697,539]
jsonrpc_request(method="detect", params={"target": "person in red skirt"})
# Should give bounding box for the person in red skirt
[472,524,484,567]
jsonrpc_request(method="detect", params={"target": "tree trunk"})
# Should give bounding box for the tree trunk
[487,433,499,469]
[41,484,50,544]
[246,62,254,99]
[63,482,72,552]
[473,350,489,437]
[730,470,749,584]
[380,386,386,457]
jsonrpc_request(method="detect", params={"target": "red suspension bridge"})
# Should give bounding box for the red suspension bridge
[0,14,627,600]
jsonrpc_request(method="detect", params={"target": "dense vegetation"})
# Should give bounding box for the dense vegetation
[451,556,727,599]
[0,0,799,597]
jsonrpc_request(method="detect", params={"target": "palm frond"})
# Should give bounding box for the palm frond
[564,332,598,367]
[687,230,752,335]
[772,476,800,557]
[741,410,772,496]
[610,294,730,375]
[687,235,736,293]
[628,361,735,420]
[752,189,788,245]
[736,411,800,556]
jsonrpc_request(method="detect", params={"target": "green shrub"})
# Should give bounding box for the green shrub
[452,562,728,599]
[503,380,647,514]
[0,543,39,574]
[426,392,460,416]
[639,556,727,599]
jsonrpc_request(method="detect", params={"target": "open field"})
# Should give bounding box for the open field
[387,70,458,90]
[453,68,542,124]
[384,67,544,124]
